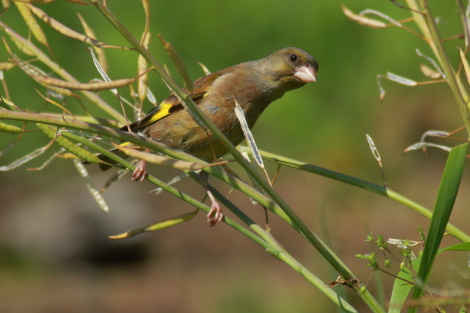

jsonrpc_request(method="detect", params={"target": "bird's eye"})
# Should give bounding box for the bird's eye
[290,54,298,62]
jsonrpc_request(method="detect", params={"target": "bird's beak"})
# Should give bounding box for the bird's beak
[294,65,317,82]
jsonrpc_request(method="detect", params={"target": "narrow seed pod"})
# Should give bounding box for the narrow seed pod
[36,123,100,163]
[0,121,22,134]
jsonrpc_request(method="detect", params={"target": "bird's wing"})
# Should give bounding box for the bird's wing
[126,71,226,132]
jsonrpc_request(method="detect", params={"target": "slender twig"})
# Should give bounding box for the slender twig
[92,4,385,311]
[252,148,470,242]
[411,0,470,134]
[0,20,126,123]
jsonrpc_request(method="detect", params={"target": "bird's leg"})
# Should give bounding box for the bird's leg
[131,149,149,182]
[204,130,218,163]
[198,171,223,226]
[206,190,223,227]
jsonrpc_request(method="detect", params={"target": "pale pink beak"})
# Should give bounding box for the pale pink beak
[294,65,317,82]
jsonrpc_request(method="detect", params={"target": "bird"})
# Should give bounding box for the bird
[99,47,318,225]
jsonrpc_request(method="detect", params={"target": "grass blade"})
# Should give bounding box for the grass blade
[409,143,468,312]
[388,257,421,313]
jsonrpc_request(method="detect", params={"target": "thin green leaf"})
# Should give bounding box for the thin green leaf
[461,48,470,85]
[0,121,22,134]
[11,54,74,97]
[254,147,470,243]
[77,12,108,72]
[109,210,198,239]
[29,4,105,47]
[234,97,264,169]
[438,242,470,253]
[137,32,151,112]
[0,62,15,71]
[388,256,421,313]
[158,34,193,91]
[15,2,49,48]
[36,123,100,164]
[410,143,468,312]
[389,232,469,313]
[88,47,116,94]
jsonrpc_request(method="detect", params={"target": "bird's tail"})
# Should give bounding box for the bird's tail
[96,144,132,171]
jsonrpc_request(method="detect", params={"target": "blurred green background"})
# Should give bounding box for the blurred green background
[1,0,469,312]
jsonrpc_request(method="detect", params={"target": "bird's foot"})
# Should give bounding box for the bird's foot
[206,190,223,226]
[131,160,147,182]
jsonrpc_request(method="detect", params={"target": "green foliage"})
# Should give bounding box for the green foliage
[1,1,469,312]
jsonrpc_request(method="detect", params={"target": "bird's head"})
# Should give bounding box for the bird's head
[260,47,319,91]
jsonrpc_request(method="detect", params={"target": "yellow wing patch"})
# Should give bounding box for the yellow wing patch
[127,71,226,132]
[137,101,175,128]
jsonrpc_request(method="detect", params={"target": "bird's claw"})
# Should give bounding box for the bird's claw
[207,201,223,227]
[131,160,147,182]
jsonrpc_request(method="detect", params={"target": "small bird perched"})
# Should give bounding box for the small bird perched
[101,47,318,225]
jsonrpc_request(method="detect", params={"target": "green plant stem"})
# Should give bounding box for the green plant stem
[71,130,359,311]
[205,184,359,312]
[404,0,437,57]
[254,148,470,243]
[62,130,213,213]
[0,109,384,312]
[0,109,293,224]
[93,3,382,306]
[407,0,470,135]
[0,20,126,124]
[64,129,289,262]
[410,143,468,313]
[419,0,470,128]
[96,0,351,266]
[378,268,414,285]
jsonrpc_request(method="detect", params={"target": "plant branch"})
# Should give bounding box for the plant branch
[0,20,126,124]
[92,4,381,306]
[407,0,470,135]
[254,148,470,242]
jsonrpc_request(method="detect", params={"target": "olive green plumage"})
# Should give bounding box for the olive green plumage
[100,47,318,168]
